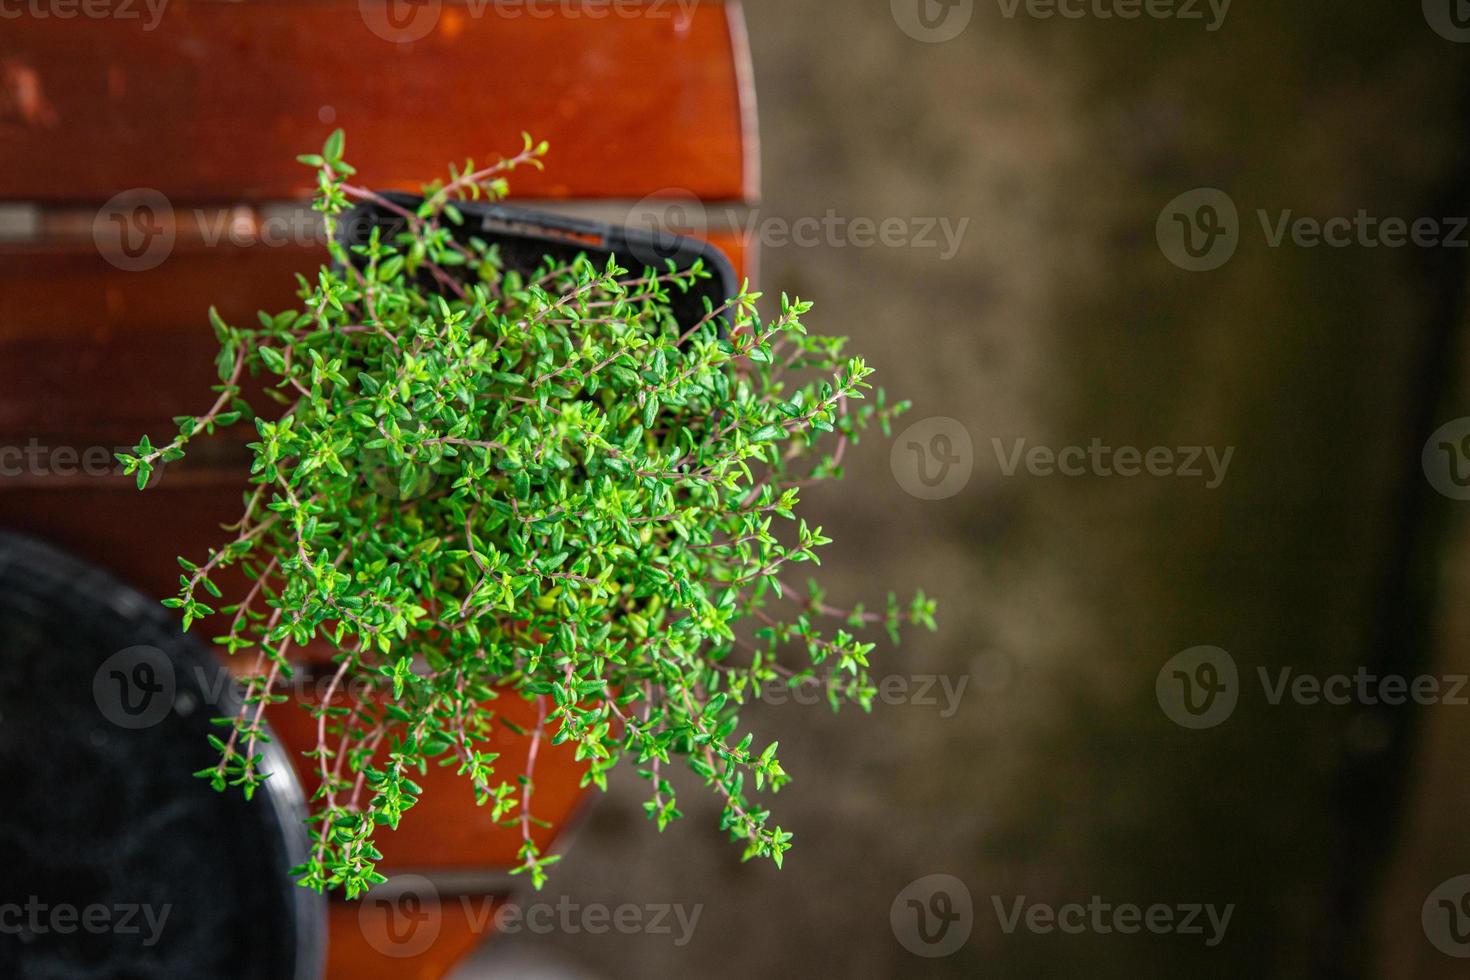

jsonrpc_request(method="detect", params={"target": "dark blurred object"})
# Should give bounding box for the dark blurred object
[0,532,323,980]
[339,191,738,335]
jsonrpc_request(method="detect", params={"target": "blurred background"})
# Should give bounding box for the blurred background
[6,1,1470,978]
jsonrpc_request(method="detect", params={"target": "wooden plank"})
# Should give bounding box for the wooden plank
[267,684,591,871]
[326,895,494,979]
[0,481,260,599]
[0,240,308,437]
[0,229,750,440]
[0,1,752,203]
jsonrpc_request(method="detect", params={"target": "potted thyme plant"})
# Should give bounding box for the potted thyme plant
[118,130,937,898]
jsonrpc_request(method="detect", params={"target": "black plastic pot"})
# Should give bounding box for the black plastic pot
[0,533,324,980]
[337,192,739,336]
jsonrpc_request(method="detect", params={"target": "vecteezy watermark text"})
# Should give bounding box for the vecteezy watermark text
[93,646,395,729]
[994,0,1229,30]
[992,437,1235,489]
[723,210,968,260]
[92,190,350,272]
[992,895,1233,946]
[888,422,1232,500]
[1158,187,1470,271]
[890,874,1233,958]
[0,0,168,30]
[755,673,969,718]
[0,898,171,947]
[626,192,969,265]
[357,875,702,958]
[890,0,1228,43]
[476,897,701,944]
[1257,667,1470,708]
[0,440,138,480]
[1157,646,1470,730]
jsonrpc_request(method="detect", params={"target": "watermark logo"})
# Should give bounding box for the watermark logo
[624,188,709,271]
[93,188,174,272]
[891,417,974,500]
[92,646,176,730]
[1162,189,1470,270]
[1424,875,1470,956]
[892,0,974,42]
[94,653,384,731]
[359,874,442,958]
[891,874,973,957]
[1157,188,1239,272]
[1425,0,1470,42]
[1159,651,1470,729]
[1424,417,1470,500]
[1156,646,1238,730]
[358,0,441,42]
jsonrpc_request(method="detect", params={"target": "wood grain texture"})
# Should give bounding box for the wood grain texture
[325,896,496,979]
[0,0,752,203]
[0,230,750,440]
[267,683,592,871]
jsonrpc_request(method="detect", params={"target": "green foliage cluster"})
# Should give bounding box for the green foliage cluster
[119,131,935,897]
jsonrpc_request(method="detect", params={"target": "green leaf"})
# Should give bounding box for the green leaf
[750,425,785,443]
[323,128,345,162]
